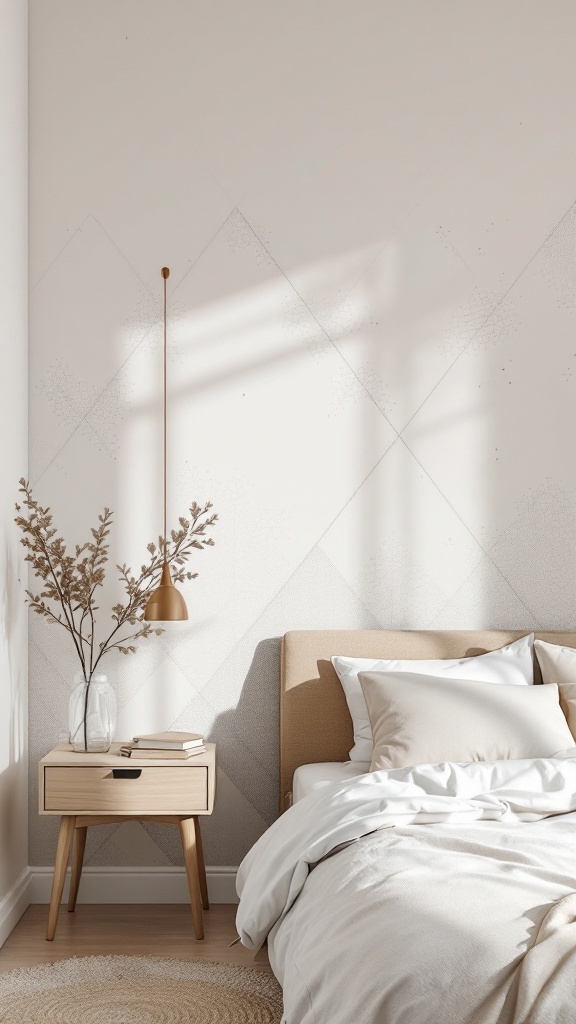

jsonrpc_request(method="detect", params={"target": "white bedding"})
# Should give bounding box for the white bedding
[237,756,576,1024]
[292,761,368,803]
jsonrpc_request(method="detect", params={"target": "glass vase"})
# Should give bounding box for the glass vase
[68,672,116,752]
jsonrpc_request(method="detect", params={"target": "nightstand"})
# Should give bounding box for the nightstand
[39,742,216,941]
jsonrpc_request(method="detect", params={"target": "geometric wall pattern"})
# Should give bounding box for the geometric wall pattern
[29,1,576,867]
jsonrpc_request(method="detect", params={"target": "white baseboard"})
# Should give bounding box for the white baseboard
[0,867,31,947]
[0,866,238,947]
[28,866,238,905]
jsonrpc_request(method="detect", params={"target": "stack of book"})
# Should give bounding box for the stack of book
[119,731,205,759]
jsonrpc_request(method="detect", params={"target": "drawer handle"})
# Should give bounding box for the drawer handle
[111,768,142,780]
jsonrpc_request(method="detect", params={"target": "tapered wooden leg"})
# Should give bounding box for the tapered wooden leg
[46,815,75,940]
[193,816,209,911]
[67,826,87,912]
[179,816,204,939]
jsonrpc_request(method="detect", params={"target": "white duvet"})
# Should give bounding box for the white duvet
[236,757,576,1024]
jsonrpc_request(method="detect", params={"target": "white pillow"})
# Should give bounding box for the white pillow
[332,634,534,762]
[534,639,576,741]
[359,670,573,772]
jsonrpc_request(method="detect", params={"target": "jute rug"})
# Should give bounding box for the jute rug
[0,955,283,1022]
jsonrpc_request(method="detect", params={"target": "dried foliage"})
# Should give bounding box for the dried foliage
[15,479,218,681]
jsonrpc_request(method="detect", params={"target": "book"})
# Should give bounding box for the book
[119,744,206,760]
[132,731,204,750]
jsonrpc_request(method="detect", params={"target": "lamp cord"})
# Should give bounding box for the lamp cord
[162,268,169,555]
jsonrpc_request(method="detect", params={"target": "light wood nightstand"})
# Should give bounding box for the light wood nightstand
[39,742,216,942]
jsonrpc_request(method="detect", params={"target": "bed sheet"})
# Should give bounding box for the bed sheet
[292,761,368,803]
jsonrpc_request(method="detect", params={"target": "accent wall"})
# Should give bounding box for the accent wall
[29,0,576,872]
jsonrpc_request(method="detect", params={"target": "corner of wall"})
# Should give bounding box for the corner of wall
[0,0,29,946]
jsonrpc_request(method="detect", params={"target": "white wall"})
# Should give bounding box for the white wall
[28,1,576,873]
[0,0,28,939]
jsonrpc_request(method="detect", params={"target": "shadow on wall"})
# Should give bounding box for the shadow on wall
[0,539,26,775]
[212,636,282,808]
[143,637,282,868]
[0,534,27,892]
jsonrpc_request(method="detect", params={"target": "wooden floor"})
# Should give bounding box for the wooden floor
[0,904,271,973]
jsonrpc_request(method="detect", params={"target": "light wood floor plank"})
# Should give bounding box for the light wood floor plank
[0,905,270,973]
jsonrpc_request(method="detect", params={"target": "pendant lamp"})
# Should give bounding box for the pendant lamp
[144,268,188,622]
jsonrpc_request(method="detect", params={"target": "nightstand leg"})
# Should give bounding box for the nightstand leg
[46,815,75,940]
[179,816,204,939]
[67,826,87,912]
[193,816,209,911]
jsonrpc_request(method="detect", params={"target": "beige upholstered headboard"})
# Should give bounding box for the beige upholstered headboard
[279,629,576,812]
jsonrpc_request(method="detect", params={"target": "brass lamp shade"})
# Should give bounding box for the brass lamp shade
[144,563,188,622]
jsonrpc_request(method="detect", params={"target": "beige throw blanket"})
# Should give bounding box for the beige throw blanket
[513,893,576,1023]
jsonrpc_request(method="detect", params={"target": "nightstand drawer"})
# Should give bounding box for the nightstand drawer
[43,766,208,814]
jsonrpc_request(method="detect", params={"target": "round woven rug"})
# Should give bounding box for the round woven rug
[0,955,283,1023]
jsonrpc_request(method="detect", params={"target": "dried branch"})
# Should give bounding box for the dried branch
[15,479,218,683]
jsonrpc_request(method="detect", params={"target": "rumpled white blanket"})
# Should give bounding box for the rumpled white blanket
[236,757,576,1024]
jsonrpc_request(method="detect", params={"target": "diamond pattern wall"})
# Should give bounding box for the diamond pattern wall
[29,0,576,868]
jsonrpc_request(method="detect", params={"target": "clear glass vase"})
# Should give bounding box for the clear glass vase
[68,672,117,752]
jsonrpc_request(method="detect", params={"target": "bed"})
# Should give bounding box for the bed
[236,630,576,1024]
